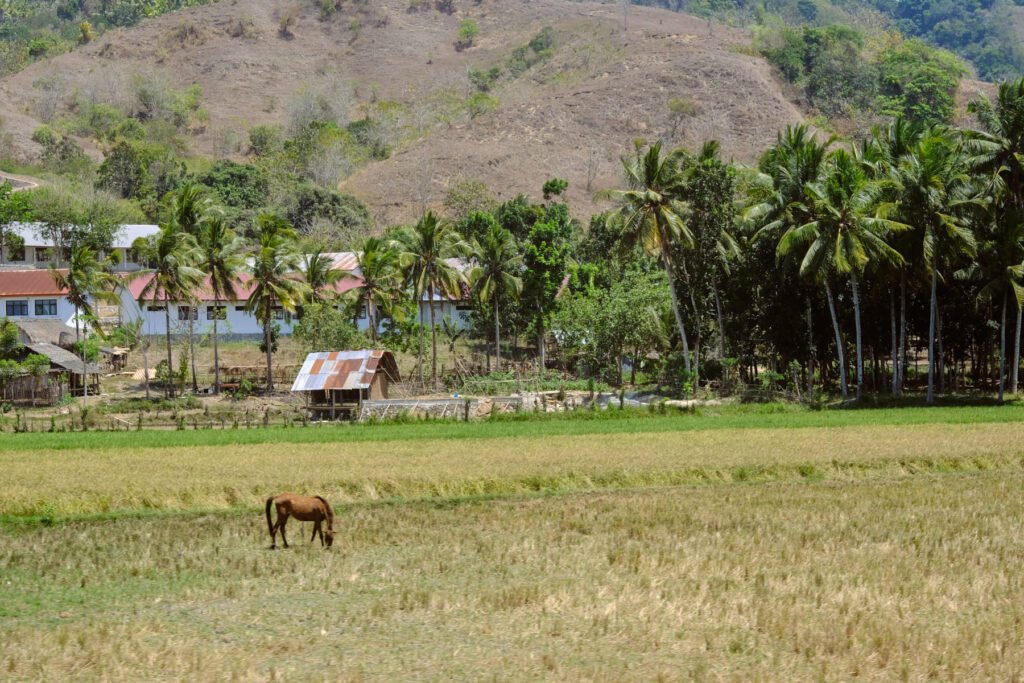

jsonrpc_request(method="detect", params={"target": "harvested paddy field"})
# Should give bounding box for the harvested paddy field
[2,408,1023,680]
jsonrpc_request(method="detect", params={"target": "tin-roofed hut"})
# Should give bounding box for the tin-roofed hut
[291,350,400,419]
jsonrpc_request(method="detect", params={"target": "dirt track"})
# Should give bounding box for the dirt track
[0,171,42,191]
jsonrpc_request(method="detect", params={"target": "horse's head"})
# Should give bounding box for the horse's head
[325,529,335,548]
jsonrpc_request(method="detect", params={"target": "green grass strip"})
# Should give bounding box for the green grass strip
[2,403,1024,453]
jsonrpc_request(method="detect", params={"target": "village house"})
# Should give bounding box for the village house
[1,222,159,272]
[119,252,473,338]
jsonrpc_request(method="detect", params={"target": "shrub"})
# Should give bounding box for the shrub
[455,19,479,51]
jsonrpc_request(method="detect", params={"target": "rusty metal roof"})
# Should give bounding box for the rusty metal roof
[290,349,399,392]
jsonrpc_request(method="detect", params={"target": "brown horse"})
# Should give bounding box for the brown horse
[265,493,335,549]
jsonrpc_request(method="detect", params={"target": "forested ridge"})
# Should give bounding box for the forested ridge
[633,0,1024,81]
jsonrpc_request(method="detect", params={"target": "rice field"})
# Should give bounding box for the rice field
[2,408,1023,681]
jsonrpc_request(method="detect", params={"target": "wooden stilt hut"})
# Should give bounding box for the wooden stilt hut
[290,350,400,420]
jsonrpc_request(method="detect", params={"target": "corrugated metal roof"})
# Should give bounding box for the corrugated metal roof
[291,349,399,392]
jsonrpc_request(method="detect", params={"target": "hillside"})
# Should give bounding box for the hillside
[0,0,804,223]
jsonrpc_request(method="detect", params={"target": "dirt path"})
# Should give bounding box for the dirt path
[0,171,43,191]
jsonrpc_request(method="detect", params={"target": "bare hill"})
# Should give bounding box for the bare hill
[0,0,805,223]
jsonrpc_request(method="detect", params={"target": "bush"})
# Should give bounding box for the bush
[455,19,478,51]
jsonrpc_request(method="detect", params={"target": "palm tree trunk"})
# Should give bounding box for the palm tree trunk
[494,295,501,371]
[537,309,546,372]
[142,335,150,400]
[937,303,945,394]
[212,298,221,395]
[188,308,198,393]
[418,294,425,385]
[713,278,725,358]
[850,273,863,400]
[806,295,815,395]
[890,285,898,396]
[368,299,377,343]
[1011,305,1019,395]
[659,251,690,373]
[898,274,907,393]
[927,259,937,405]
[999,289,1007,403]
[1013,304,1022,394]
[824,280,847,399]
[264,314,274,393]
[164,294,174,399]
[429,288,438,388]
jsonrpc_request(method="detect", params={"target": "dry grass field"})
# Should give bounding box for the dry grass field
[2,410,1024,680]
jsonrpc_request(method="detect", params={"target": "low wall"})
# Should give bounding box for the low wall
[358,396,522,421]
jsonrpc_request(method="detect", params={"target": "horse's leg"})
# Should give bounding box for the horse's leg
[280,514,289,548]
[269,512,278,549]
[311,521,319,544]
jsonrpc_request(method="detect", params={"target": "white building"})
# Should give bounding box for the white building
[1,223,160,272]
[0,269,78,326]
[121,252,472,338]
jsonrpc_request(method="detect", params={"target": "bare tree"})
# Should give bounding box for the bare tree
[584,144,603,193]
[287,71,354,134]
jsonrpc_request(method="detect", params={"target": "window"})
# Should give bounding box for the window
[5,300,28,316]
[206,305,226,321]
[35,247,53,262]
[34,299,57,316]
[147,305,166,312]
[177,305,198,321]
[235,305,248,312]
[272,307,292,323]
[456,303,474,311]
[356,305,367,320]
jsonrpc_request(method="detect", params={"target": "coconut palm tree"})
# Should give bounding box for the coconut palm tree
[197,213,245,395]
[861,118,925,395]
[610,141,695,372]
[469,225,523,370]
[892,130,978,404]
[965,79,1024,392]
[748,125,835,393]
[397,211,467,388]
[246,214,305,393]
[782,149,906,399]
[50,244,119,348]
[349,236,403,342]
[301,250,343,305]
[134,225,203,398]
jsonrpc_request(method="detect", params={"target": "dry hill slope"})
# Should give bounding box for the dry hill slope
[0,0,803,222]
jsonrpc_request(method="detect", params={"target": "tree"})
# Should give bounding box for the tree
[22,353,50,406]
[610,141,695,373]
[0,182,29,266]
[397,212,467,387]
[246,214,305,392]
[780,148,906,399]
[469,225,523,370]
[292,302,367,353]
[50,244,119,347]
[748,125,836,394]
[198,213,245,395]
[134,225,203,398]
[892,129,977,404]
[966,78,1024,393]
[301,250,343,305]
[522,213,572,370]
[0,317,23,359]
[349,237,403,343]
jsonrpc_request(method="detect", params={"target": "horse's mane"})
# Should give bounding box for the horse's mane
[314,495,334,522]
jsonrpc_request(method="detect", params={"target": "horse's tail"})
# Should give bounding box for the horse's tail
[315,495,334,529]
[265,496,275,536]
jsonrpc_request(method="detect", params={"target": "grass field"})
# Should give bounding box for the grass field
[3,406,1024,680]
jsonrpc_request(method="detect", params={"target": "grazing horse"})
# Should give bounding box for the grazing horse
[265,493,335,549]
